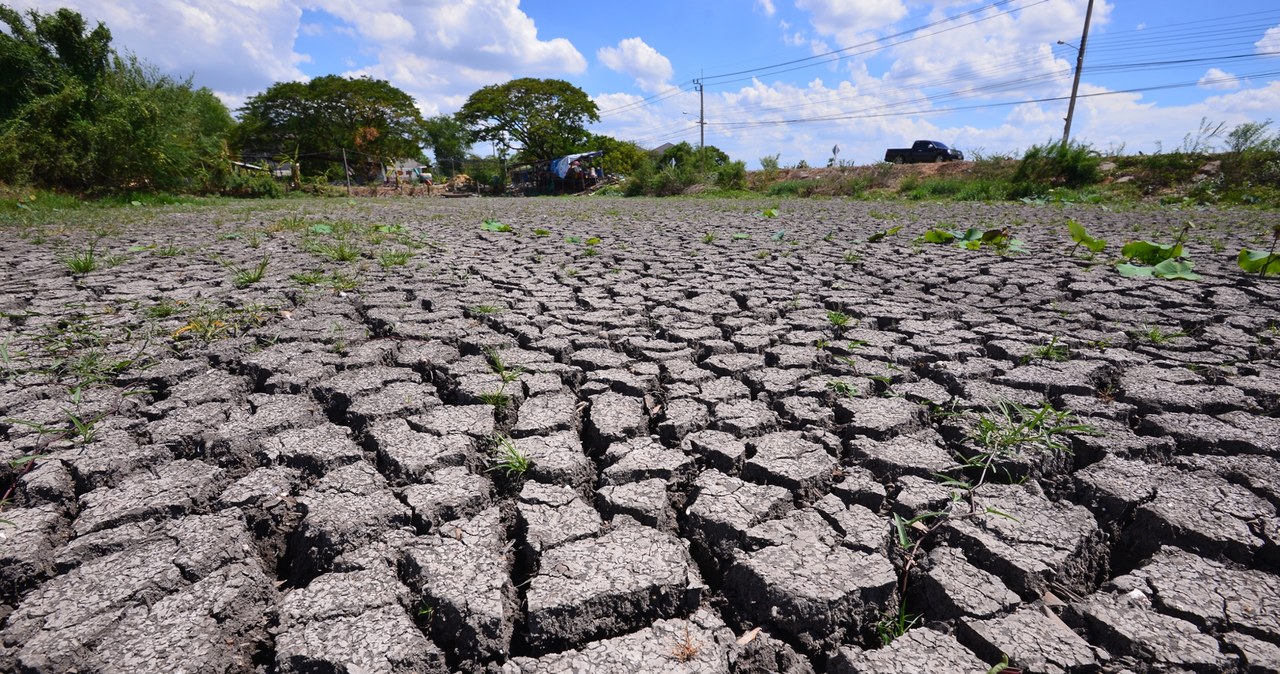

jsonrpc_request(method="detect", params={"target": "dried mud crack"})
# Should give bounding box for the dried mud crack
[1,197,1278,673]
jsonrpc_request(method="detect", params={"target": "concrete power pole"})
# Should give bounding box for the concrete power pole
[1062,0,1095,148]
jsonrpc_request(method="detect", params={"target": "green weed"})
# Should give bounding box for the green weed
[231,256,270,288]
[486,435,530,478]
[379,249,412,267]
[62,244,97,274]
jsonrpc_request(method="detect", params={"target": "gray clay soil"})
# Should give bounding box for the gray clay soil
[1,196,1278,673]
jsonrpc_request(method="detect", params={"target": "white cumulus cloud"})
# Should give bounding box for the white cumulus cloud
[598,38,673,93]
[1198,68,1240,90]
[1257,25,1280,55]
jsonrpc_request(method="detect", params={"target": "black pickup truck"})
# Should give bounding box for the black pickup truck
[884,140,964,163]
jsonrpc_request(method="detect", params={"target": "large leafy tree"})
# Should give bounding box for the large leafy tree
[0,5,234,191]
[423,114,471,177]
[235,75,428,174]
[457,77,598,162]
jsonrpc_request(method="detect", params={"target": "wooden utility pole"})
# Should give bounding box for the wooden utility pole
[1062,0,1095,148]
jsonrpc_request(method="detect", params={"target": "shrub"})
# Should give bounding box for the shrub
[715,160,747,191]
[1011,140,1102,195]
[221,171,283,198]
[767,179,814,197]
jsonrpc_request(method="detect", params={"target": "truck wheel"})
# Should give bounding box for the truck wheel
[934,155,944,163]
[893,156,904,164]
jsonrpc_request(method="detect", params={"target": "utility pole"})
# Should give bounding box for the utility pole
[341,148,351,195]
[1062,0,1095,148]
[695,78,705,173]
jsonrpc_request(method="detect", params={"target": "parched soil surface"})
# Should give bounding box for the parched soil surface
[2,197,1279,673]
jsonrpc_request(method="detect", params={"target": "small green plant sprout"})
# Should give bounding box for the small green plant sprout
[770,230,786,241]
[486,348,524,385]
[63,242,98,275]
[290,270,326,286]
[731,232,751,240]
[1117,221,1200,280]
[533,228,550,237]
[826,379,857,398]
[753,250,770,260]
[155,239,183,257]
[761,207,779,218]
[866,225,902,242]
[327,271,361,292]
[469,304,501,316]
[875,602,921,646]
[583,246,600,257]
[1138,324,1186,345]
[379,249,412,267]
[230,256,270,288]
[969,400,1094,465]
[842,250,861,263]
[565,235,582,244]
[702,232,716,243]
[1238,223,1280,277]
[1025,335,1070,363]
[585,236,602,246]
[1067,219,1106,256]
[985,654,1014,674]
[826,309,852,333]
[487,435,530,478]
[0,336,20,380]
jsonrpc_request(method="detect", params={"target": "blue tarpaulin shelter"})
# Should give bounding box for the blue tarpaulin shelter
[550,151,603,178]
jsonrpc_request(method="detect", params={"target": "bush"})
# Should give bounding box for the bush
[715,160,747,191]
[221,171,283,198]
[1011,140,1101,195]
[767,179,814,197]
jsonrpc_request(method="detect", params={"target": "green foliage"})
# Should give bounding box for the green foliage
[1117,223,1199,280]
[714,160,747,190]
[423,114,470,177]
[1011,140,1102,196]
[487,435,530,479]
[1120,240,1185,265]
[826,310,851,330]
[826,379,857,398]
[457,78,599,162]
[1067,219,1107,255]
[585,133,648,177]
[875,603,920,646]
[1116,259,1201,281]
[62,242,97,274]
[230,256,270,288]
[1026,336,1070,363]
[1238,248,1280,276]
[866,225,902,242]
[916,227,1024,254]
[971,400,1094,457]
[235,75,428,181]
[480,218,512,233]
[378,249,412,268]
[0,7,234,192]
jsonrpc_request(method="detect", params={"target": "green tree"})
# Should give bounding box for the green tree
[586,134,648,176]
[0,6,234,192]
[457,77,599,162]
[424,114,471,177]
[235,75,428,178]
[0,5,112,120]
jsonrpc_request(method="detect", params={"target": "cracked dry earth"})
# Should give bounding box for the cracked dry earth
[1,196,1278,674]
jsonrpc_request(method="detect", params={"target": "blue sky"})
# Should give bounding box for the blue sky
[13,1,1280,167]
